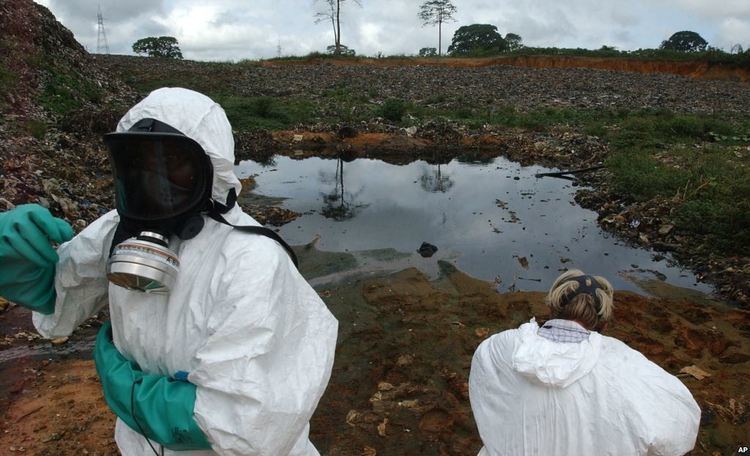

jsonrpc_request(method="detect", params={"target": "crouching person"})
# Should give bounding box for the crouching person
[469,269,700,455]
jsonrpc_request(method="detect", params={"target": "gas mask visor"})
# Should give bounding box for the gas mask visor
[103,123,213,223]
[103,119,214,293]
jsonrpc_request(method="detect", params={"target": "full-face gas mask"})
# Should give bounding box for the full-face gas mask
[104,118,215,294]
[103,117,298,294]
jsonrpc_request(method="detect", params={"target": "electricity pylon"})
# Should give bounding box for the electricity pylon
[97,4,110,54]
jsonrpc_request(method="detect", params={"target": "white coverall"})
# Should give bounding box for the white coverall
[32,88,339,455]
[469,319,700,456]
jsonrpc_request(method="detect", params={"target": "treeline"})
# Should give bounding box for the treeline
[126,0,750,65]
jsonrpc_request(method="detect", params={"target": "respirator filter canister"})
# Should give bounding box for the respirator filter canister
[107,231,179,293]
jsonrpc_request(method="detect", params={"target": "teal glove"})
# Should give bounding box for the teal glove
[94,322,212,451]
[0,204,74,314]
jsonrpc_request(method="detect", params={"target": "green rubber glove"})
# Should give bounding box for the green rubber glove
[0,204,74,314]
[94,322,212,451]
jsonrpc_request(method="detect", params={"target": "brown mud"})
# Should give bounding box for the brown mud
[1,250,748,455]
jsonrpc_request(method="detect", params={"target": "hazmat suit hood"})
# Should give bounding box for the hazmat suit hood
[511,319,602,388]
[470,319,700,455]
[115,87,242,208]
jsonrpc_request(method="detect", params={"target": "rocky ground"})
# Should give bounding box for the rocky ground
[100,54,750,117]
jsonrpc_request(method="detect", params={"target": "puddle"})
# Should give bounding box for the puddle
[237,155,713,297]
[0,340,94,364]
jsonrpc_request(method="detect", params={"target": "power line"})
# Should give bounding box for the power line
[97,3,110,54]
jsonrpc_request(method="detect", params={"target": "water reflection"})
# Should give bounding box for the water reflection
[236,155,711,295]
[420,164,454,193]
[320,157,367,221]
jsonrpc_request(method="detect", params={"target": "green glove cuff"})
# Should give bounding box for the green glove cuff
[94,322,212,450]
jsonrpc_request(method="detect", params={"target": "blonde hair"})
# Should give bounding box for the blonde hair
[545,269,614,330]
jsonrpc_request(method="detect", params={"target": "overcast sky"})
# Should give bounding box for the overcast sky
[34,0,750,61]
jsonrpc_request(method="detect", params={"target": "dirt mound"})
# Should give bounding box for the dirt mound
[0,0,133,119]
[0,0,136,225]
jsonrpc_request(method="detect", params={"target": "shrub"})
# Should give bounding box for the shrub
[378,98,407,122]
[252,97,275,118]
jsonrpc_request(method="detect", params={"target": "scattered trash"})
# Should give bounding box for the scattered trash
[396,354,414,367]
[377,418,388,437]
[475,327,490,338]
[50,337,69,346]
[658,224,675,236]
[678,365,711,381]
[417,242,438,258]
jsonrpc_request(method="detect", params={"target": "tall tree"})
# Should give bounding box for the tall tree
[419,0,457,56]
[315,0,361,55]
[315,0,338,49]
[659,31,708,52]
[132,36,183,59]
[448,24,507,56]
[505,33,523,51]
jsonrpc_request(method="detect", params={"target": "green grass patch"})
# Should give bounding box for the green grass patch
[23,119,48,139]
[603,120,750,254]
[36,57,104,117]
[216,95,315,130]
[424,105,594,130]
[0,65,16,99]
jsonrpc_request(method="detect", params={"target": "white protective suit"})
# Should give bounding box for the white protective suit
[32,88,339,456]
[469,319,700,456]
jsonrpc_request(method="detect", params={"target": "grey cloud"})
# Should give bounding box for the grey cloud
[34,0,750,60]
[48,0,166,24]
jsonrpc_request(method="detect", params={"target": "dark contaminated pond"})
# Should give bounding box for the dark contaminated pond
[236,156,713,296]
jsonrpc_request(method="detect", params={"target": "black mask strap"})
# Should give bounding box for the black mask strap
[208,212,299,269]
[210,188,237,215]
[109,219,145,257]
[560,275,603,311]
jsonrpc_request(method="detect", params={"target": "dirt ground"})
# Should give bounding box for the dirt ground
[1,250,748,455]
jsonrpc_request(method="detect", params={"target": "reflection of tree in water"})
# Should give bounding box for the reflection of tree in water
[420,163,455,193]
[258,155,276,167]
[320,157,366,221]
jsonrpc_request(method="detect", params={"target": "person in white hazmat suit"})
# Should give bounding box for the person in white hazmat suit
[469,269,700,456]
[0,87,338,455]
